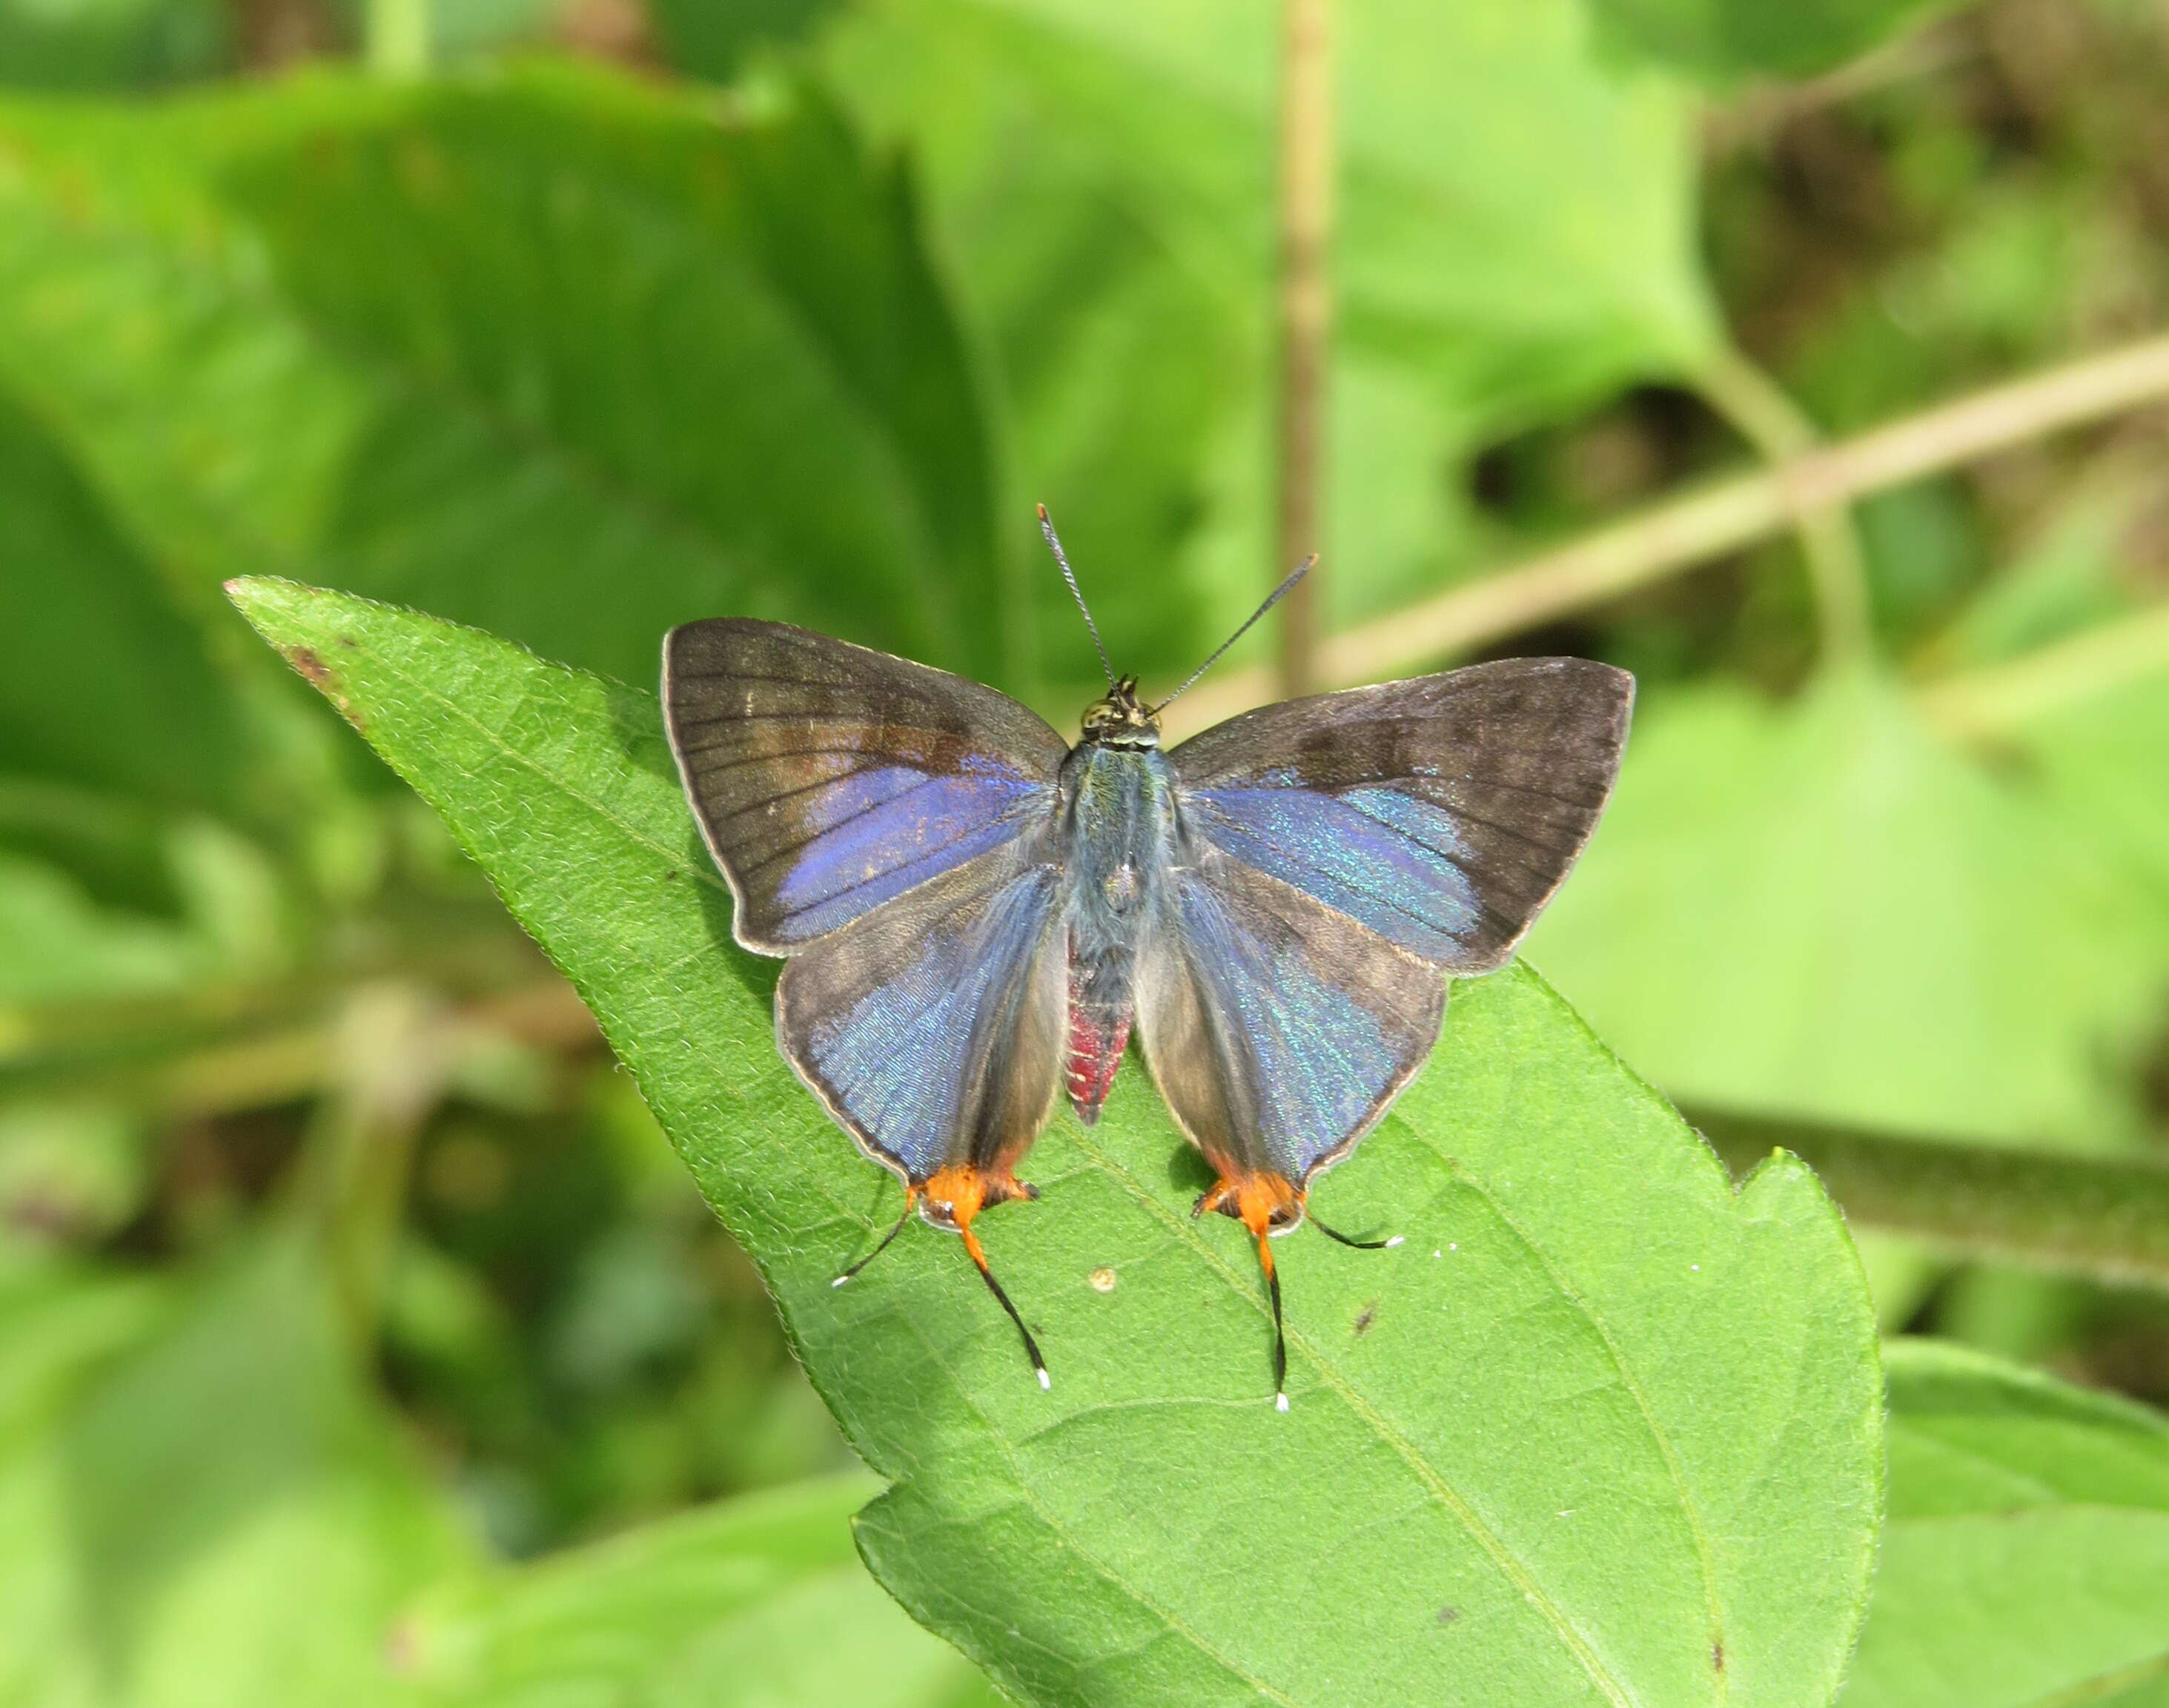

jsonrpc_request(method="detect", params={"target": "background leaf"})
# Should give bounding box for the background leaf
[1844,1339,2169,1707]
[0,65,1008,696]
[0,1262,167,1708]
[0,380,244,821]
[820,0,1718,695]
[64,1233,473,1708]
[0,0,231,93]
[228,577,1881,1708]
[1584,0,1962,84]
[1526,670,2165,1148]
[408,1472,1001,1708]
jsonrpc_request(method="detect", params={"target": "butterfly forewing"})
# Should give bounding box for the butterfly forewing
[1170,657,1633,974]
[663,620,1067,953]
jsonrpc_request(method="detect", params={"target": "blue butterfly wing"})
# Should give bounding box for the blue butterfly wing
[664,620,1067,953]
[1170,657,1632,973]
[1135,850,1444,1185]
[776,840,1065,1186]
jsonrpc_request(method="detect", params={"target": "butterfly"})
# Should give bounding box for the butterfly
[663,510,1632,1406]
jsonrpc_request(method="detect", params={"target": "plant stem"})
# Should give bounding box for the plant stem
[1689,1106,2169,1293]
[1274,0,1332,698]
[1918,600,2169,738]
[367,0,429,77]
[1165,331,2169,735]
[1696,345,1874,666]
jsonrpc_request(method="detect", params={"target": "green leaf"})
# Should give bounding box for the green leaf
[647,0,843,82]
[0,376,245,821]
[0,1100,148,1262]
[0,1262,167,1708]
[230,576,1881,1708]
[1844,1339,2169,1707]
[0,64,1007,694]
[1583,0,1961,83]
[821,0,1716,689]
[0,0,232,93]
[2019,673,2169,941]
[64,1233,474,1708]
[1526,670,2165,1148]
[0,850,206,1007]
[1928,480,2147,672]
[408,1472,1000,1708]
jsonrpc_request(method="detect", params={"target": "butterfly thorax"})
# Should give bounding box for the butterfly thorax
[1058,712,1179,1125]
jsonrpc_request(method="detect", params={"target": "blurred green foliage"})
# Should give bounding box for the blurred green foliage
[0,0,2167,1701]
[228,577,1884,1706]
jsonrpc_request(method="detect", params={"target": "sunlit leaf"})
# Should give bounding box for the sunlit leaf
[821,0,1717,690]
[0,0,231,92]
[0,378,246,826]
[1844,1338,2169,1707]
[1584,0,1961,83]
[65,1234,473,1708]
[0,1263,167,1708]
[408,1472,1001,1708]
[231,576,1880,1708]
[1527,670,2165,1147]
[0,65,1007,695]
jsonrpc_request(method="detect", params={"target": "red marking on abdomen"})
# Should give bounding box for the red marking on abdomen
[1065,958,1129,1125]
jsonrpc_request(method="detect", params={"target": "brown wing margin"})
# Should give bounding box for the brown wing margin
[663,619,1067,953]
[1170,658,1633,973]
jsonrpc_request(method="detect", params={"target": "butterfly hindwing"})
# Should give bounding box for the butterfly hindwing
[664,619,1068,953]
[1170,657,1633,973]
[1135,849,1444,1185]
[776,839,1067,1187]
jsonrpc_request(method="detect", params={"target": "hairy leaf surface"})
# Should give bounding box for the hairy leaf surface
[232,578,1881,1708]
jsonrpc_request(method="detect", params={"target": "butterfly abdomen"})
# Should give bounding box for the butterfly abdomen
[1064,944,1132,1124]
[1056,741,1176,1126]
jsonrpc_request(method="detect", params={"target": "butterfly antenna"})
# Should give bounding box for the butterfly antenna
[832,1194,915,1286]
[1256,1228,1290,1412]
[1038,504,1117,691]
[1307,1212,1405,1252]
[960,1222,1052,1390]
[1148,555,1317,716]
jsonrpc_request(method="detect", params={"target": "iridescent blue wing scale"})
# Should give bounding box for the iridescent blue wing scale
[1135,850,1443,1186]
[775,839,1065,1189]
[665,619,1071,1383]
[663,619,1067,953]
[1170,657,1634,975]
[1150,658,1630,1403]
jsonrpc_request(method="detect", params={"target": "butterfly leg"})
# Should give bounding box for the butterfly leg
[1306,1211,1403,1251]
[922,1165,1051,1391]
[832,1189,918,1287]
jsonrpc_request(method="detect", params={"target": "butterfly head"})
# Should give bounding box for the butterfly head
[1079,676,1160,747]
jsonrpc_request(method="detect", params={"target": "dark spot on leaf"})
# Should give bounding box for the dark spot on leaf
[1712,1641,1724,1673]
[285,646,331,687]
[1353,1302,1378,1337]
[335,634,357,649]
[663,868,680,881]
[1435,1606,1459,1627]
[282,645,362,729]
